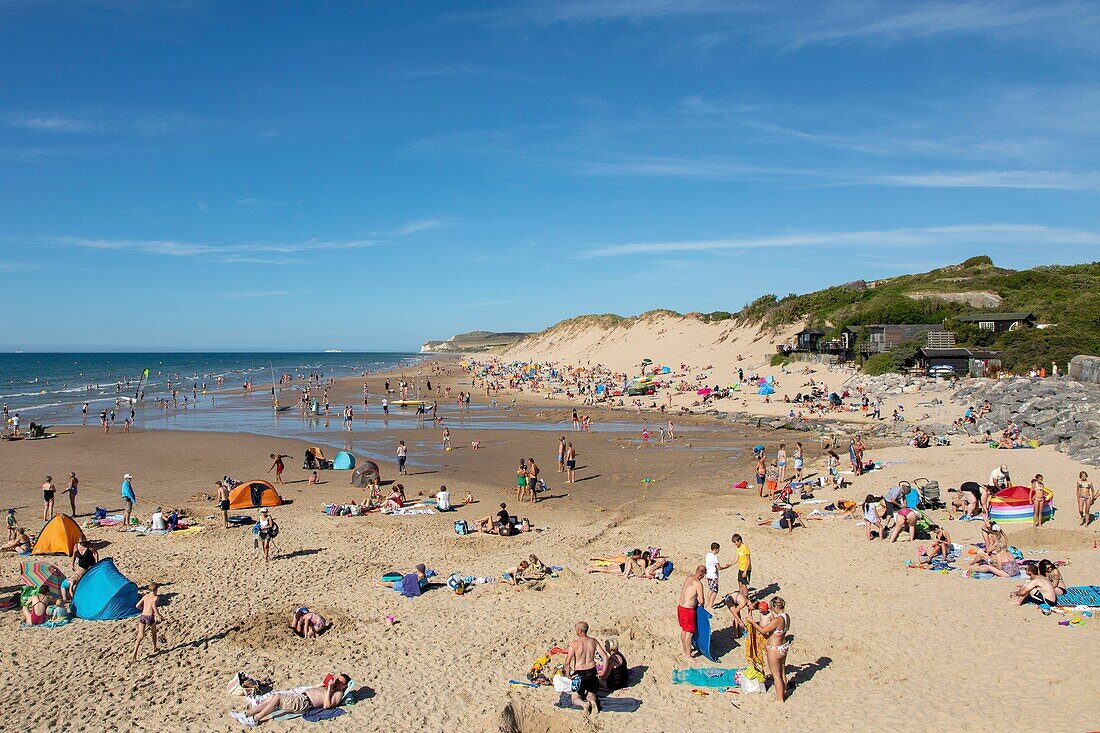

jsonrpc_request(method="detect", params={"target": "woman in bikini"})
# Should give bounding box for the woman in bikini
[1076,471,1095,526]
[747,596,792,703]
[1029,474,1047,527]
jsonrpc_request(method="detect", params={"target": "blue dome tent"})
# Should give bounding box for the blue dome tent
[757,383,775,396]
[333,451,356,470]
[72,558,140,621]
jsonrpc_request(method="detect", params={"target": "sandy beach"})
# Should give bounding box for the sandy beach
[2,359,1099,733]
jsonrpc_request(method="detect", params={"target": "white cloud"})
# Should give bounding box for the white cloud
[580,224,1100,258]
[389,219,444,235]
[45,236,380,262]
[8,115,100,133]
[235,197,286,207]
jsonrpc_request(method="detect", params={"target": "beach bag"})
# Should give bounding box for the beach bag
[226,672,261,696]
[741,676,765,694]
[553,675,580,693]
[453,520,469,536]
[94,507,107,520]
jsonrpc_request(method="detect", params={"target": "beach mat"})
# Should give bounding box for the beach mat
[554,692,641,713]
[671,667,738,687]
[692,606,715,662]
[1057,586,1100,607]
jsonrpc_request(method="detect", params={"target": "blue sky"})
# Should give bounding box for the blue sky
[1,0,1098,351]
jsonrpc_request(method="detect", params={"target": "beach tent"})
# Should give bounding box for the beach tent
[660,366,671,374]
[757,384,775,396]
[31,514,85,556]
[72,558,140,621]
[989,485,1054,525]
[19,559,66,598]
[351,461,381,488]
[332,451,356,470]
[228,479,284,509]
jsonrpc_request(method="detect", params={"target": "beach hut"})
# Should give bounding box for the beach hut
[72,558,140,621]
[332,451,356,470]
[228,479,284,509]
[31,514,85,556]
[988,485,1054,524]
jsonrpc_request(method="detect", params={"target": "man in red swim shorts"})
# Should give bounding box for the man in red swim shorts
[678,565,706,660]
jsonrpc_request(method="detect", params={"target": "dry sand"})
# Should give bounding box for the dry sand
[2,363,1099,733]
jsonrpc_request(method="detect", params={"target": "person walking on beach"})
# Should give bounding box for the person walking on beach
[121,473,138,527]
[257,507,278,563]
[41,475,55,522]
[557,436,566,473]
[131,582,165,662]
[62,472,78,516]
[269,453,288,485]
[396,440,408,475]
[1077,471,1095,526]
[571,409,580,431]
[565,442,577,484]
[343,405,353,432]
[564,622,601,715]
[81,402,88,424]
[777,444,788,483]
[793,442,804,481]
[678,566,706,660]
[381,397,389,415]
[216,480,230,528]
[441,427,451,451]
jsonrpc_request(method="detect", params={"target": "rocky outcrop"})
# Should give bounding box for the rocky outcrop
[1069,355,1100,384]
[953,377,1100,466]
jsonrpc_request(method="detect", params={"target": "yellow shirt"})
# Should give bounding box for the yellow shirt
[736,544,751,572]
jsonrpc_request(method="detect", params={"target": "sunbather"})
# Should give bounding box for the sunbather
[965,546,1020,578]
[1013,565,1057,606]
[22,588,48,626]
[370,564,428,597]
[232,674,350,726]
[586,552,633,576]
[1,527,31,553]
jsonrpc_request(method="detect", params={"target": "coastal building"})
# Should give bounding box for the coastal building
[956,312,1036,333]
[917,347,1001,376]
[857,323,942,355]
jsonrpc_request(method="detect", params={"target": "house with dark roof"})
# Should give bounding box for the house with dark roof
[858,323,942,354]
[956,312,1036,334]
[918,347,1001,375]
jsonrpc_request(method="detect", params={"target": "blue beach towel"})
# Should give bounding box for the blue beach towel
[554,693,641,713]
[1057,586,1100,607]
[672,667,739,687]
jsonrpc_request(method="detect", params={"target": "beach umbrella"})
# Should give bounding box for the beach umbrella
[697,388,712,396]
[19,559,66,598]
[641,358,653,364]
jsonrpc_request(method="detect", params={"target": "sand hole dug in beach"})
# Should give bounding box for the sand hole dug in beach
[496,699,582,733]
[227,608,358,651]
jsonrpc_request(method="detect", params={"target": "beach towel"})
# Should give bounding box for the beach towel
[383,508,435,516]
[745,624,767,676]
[672,668,738,687]
[302,708,346,722]
[171,526,204,537]
[692,607,715,662]
[1056,586,1100,607]
[554,692,641,712]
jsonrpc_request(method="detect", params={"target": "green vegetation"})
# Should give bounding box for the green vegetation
[862,354,895,376]
[732,259,1100,371]
[770,353,791,367]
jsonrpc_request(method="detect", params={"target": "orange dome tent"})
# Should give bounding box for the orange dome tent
[32,514,85,555]
[228,480,284,509]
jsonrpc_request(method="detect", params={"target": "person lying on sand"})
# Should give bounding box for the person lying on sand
[232,674,350,727]
[757,507,803,534]
[371,564,428,597]
[586,549,650,577]
[1012,565,1058,607]
[964,544,1020,579]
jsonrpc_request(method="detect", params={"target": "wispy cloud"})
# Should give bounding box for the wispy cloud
[465,0,1100,51]
[399,65,553,83]
[387,219,444,235]
[580,224,1100,258]
[235,196,286,207]
[43,236,379,263]
[5,111,191,136]
[581,154,1100,190]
